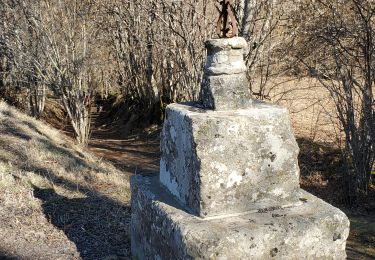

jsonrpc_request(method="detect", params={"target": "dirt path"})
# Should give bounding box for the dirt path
[88,111,160,176]
[68,109,374,260]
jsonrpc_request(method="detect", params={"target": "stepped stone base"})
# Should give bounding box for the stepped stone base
[131,175,349,260]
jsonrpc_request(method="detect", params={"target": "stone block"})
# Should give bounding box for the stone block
[160,102,301,218]
[131,175,350,260]
[200,73,252,110]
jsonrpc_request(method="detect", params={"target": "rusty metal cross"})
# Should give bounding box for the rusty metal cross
[216,0,238,38]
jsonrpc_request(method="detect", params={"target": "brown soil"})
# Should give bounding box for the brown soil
[25,94,375,259]
[88,111,160,175]
[0,102,131,260]
[82,106,374,259]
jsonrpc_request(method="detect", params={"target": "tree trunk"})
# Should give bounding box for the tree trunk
[29,84,46,118]
[61,90,91,146]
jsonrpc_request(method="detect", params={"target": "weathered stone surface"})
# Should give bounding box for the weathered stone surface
[200,37,251,110]
[160,102,300,217]
[131,175,350,260]
[204,38,248,76]
[130,37,350,259]
[200,73,252,110]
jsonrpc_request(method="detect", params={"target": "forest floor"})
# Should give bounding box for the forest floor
[0,101,131,260]
[88,125,375,260]
[84,77,374,259]
[0,76,374,259]
[87,109,375,259]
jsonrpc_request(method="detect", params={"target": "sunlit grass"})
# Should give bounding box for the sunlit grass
[0,101,131,258]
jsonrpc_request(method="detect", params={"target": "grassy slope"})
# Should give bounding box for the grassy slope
[267,78,375,259]
[1,86,374,259]
[0,101,131,259]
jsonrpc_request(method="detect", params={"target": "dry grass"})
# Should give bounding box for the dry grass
[1,77,374,259]
[265,77,375,259]
[0,101,131,259]
[264,77,374,202]
[263,77,341,144]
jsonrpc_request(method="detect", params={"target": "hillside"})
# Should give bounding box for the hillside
[0,101,131,259]
[0,98,374,259]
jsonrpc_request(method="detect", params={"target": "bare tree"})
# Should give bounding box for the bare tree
[100,0,215,125]
[39,0,99,145]
[294,0,375,204]
[232,0,299,99]
[0,1,45,113]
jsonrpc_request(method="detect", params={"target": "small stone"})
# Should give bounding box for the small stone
[270,248,279,257]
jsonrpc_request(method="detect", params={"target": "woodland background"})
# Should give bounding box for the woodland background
[0,0,374,207]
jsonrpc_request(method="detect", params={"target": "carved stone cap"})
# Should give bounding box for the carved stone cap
[205,37,248,51]
[200,36,251,110]
[204,37,248,76]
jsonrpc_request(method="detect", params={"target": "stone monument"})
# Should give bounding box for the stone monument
[130,6,349,258]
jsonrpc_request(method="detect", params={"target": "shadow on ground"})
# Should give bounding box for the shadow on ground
[88,117,160,175]
[49,107,375,259]
[23,141,132,259]
[22,157,131,259]
[0,111,132,259]
[58,108,160,175]
[89,137,160,175]
[33,185,131,260]
[0,249,19,260]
